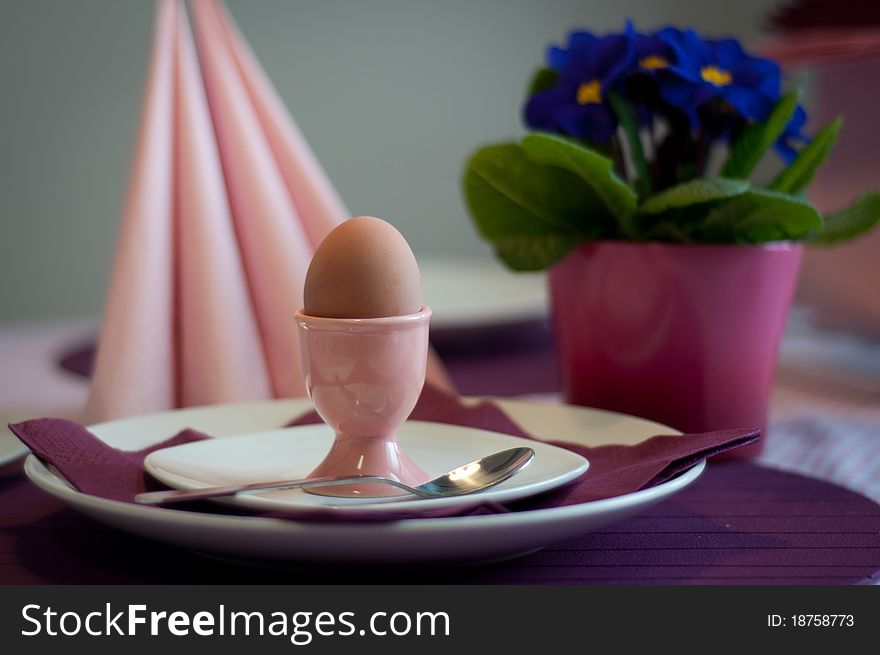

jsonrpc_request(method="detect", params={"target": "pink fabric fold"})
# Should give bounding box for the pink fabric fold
[87,0,359,420]
[210,0,348,247]
[191,0,311,398]
[174,2,272,406]
[86,0,177,422]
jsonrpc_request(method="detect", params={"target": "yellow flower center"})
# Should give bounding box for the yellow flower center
[639,55,669,70]
[576,79,602,105]
[701,65,732,87]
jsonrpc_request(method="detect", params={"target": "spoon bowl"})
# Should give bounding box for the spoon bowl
[135,447,535,506]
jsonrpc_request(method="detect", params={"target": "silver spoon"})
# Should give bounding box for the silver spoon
[135,446,535,506]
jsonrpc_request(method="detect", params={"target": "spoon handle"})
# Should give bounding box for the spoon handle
[134,474,408,506]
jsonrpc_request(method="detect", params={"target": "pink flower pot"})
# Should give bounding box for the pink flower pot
[548,241,803,459]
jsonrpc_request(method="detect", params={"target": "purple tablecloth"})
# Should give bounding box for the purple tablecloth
[1,322,879,584]
[2,460,878,584]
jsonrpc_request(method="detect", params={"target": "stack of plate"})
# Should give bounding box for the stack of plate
[25,398,704,565]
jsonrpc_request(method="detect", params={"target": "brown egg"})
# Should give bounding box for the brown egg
[304,216,422,319]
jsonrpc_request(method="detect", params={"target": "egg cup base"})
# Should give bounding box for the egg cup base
[294,306,433,498]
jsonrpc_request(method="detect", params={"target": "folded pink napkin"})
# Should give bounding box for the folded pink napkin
[9,387,758,521]
[86,0,349,423]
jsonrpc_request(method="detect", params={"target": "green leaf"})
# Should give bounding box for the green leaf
[698,189,823,243]
[769,117,843,194]
[639,177,750,214]
[721,92,800,179]
[463,143,613,239]
[492,234,581,271]
[608,92,651,197]
[640,221,695,243]
[521,133,639,236]
[526,67,559,96]
[808,192,880,245]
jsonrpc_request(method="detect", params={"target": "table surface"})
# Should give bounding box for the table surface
[1,311,879,584]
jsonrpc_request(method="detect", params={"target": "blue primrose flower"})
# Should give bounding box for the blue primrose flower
[655,28,781,123]
[775,105,809,162]
[633,31,677,75]
[524,28,635,144]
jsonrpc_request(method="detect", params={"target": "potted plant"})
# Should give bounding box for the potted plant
[463,24,880,457]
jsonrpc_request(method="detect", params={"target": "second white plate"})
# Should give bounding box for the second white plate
[144,421,588,512]
[419,257,547,330]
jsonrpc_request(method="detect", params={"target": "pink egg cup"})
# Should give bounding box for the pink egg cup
[293,306,432,497]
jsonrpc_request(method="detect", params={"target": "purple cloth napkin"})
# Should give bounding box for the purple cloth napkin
[10,418,208,503]
[9,385,758,520]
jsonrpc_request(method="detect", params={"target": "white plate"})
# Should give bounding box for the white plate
[420,257,547,330]
[24,398,705,565]
[0,414,31,477]
[145,421,587,512]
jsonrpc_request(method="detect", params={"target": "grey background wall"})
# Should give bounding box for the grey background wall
[0,0,777,319]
